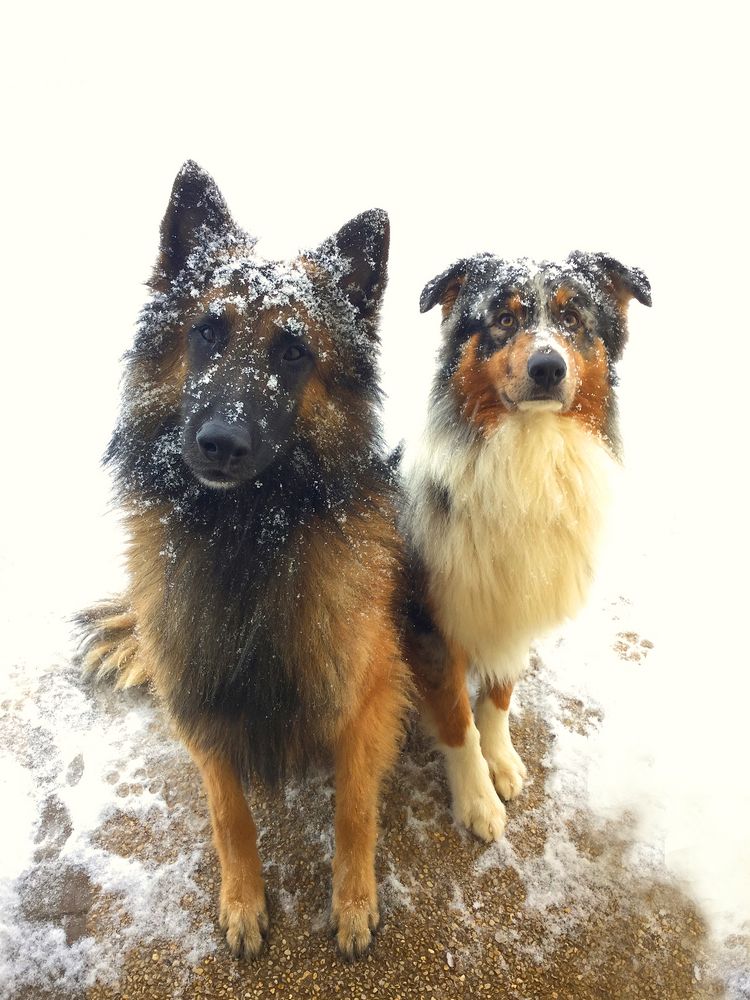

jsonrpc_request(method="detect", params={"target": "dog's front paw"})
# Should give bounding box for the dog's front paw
[443,730,508,842]
[330,894,380,960]
[453,781,507,842]
[486,749,528,801]
[220,886,269,959]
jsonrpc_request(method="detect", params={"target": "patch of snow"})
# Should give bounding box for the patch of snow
[0,657,215,997]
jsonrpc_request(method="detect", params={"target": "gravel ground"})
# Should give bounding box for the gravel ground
[7,653,744,1000]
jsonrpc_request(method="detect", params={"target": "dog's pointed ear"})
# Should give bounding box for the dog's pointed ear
[156,161,234,282]
[419,259,471,316]
[568,251,652,308]
[313,209,390,317]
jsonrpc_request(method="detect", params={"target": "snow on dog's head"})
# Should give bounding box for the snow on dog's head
[111,160,390,497]
[419,252,651,453]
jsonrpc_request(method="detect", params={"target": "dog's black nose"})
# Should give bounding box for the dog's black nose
[528,350,567,391]
[196,421,252,466]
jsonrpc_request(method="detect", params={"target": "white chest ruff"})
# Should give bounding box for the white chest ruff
[406,411,616,681]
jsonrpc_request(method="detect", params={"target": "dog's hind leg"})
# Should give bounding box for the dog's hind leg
[189,747,268,960]
[419,646,507,843]
[475,681,528,801]
[330,662,407,960]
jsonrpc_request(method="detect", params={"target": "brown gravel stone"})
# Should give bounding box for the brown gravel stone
[7,668,746,1000]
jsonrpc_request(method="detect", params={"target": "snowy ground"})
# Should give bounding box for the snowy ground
[0,582,745,999]
[2,1,749,997]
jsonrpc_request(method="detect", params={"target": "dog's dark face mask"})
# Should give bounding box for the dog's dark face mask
[179,283,318,489]
[151,162,390,490]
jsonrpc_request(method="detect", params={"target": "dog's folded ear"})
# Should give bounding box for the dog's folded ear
[156,161,235,283]
[313,210,390,319]
[419,259,472,316]
[568,251,652,309]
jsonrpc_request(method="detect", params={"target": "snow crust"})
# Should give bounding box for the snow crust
[0,655,215,996]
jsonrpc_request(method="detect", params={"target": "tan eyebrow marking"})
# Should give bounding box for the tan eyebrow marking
[553,286,575,309]
[505,291,523,314]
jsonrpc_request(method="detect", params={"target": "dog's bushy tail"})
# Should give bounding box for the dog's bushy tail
[74,598,149,689]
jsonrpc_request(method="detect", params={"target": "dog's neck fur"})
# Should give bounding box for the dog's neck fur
[119,431,396,786]
[405,406,617,684]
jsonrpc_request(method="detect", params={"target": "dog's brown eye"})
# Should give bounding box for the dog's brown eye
[282,344,305,362]
[561,310,581,331]
[197,324,216,344]
[498,312,517,330]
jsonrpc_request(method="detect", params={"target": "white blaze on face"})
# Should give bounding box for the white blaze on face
[532,326,570,365]
[523,274,576,409]
[531,274,572,370]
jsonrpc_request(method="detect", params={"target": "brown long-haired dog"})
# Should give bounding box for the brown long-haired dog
[76,162,410,960]
[401,252,651,841]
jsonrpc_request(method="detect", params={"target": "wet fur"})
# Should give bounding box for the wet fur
[76,162,410,959]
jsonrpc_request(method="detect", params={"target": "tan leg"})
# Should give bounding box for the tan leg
[475,681,528,801]
[190,747,268,959]
[330,671,405,960]
[419,647,506,842]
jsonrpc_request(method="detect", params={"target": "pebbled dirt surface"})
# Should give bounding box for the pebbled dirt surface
[7,656,741,1000]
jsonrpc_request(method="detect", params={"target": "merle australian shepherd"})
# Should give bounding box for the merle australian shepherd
[401,252,651,842]
[77,162,410,960]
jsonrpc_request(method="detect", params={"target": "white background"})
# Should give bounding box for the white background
[1,0,748,957]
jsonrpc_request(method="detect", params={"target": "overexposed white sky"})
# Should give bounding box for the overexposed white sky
[1,0,748,960]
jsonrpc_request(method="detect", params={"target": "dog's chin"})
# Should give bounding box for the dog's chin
[516,399,564,413]
[184,464,245,490]
[500,391,566,414]
[195,473,242,490]
[186,457,276,490]
[184,452,263,490]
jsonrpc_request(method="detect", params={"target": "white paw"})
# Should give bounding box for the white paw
[453,780,507,842]
[486,749,528,801]
[441,723,508,842]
